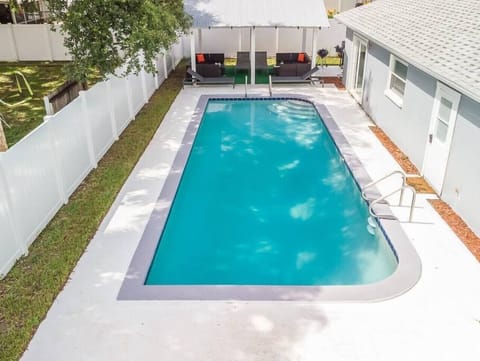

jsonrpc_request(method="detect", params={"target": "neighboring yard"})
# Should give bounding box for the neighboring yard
[0,62,67,147]
[0,62,100,148]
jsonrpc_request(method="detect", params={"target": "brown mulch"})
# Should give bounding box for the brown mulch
[320,76,345,90]
[406,176,436,194]
[429,199,480,261]
[369,126,479,261]
[369,126,419,174]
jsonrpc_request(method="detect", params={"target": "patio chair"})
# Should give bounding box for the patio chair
[255,51,269,71]
[234,52,251,76]
[186,69,235,88]
[270,66,320,85]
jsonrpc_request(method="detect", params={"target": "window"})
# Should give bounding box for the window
[385,55,408,107]
[434,97,453,143]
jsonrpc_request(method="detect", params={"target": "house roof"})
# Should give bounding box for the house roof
[336,0,480,104]
[184,0,330,28]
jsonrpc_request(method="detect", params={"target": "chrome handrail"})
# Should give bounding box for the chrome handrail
[362,170,407,205]
[268,75,273,96]
[369,184,417,222]
[244,75,248,98]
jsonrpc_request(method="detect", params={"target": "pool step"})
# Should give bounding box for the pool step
[366,224,376,235]
[286,99,314,110]
[366,216,377,235]
[270,103,316,114]
[268,103,317,119]
[283,101,316,113]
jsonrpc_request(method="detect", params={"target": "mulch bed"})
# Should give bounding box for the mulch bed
[368,125,435,193]
[320,76,345,90]
[369,126,419,174]
[369,126,480,261]
[370,124,480,261]
[406,176,436,194]
[428,199,480,261]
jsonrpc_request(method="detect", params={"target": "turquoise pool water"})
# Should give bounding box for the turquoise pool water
[146,99,397,286]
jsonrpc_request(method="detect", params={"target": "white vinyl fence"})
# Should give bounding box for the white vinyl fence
[1,21,345,62]
[0,24,70,61]
[0,21,345,277]
[184,19,346,58]
[0,42,183,278]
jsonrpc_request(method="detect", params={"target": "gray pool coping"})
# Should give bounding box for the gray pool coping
[117,94,421,302]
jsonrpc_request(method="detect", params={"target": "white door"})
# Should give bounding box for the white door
[423,83,461,194]
[349,36,368,103]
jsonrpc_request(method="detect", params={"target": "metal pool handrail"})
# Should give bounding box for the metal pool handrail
[369,184,417,222]
[244,75,248,98]
[362,170,417,222]
[362,170,407,204]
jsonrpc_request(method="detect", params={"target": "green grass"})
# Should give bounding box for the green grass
[316,56,342,66]
[0,62,67,147]
[224,66,272,84]
[0,62,100,147]
[0,62,185,361]
[221,55,342,84]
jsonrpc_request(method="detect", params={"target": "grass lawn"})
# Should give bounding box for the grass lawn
[0,62,100,148]
[222,56,342,84]
[0,62,68,147]
[316,56,342,66]
[0,62,185,361]
[224,56,342,67]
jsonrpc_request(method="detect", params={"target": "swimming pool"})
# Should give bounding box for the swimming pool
[119,95,421,301]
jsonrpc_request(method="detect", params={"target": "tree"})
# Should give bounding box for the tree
[47,0,191,81]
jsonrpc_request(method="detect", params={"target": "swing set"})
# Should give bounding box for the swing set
[0,70,34,128]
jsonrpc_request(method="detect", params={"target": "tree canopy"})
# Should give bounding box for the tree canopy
[47,0,191,81]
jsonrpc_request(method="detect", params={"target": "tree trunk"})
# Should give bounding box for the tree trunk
[0,121,8,152]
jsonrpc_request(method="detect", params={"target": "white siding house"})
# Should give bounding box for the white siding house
[336,0,480,235]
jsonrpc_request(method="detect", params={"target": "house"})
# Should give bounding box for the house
[0,0,49,24]
[336,0,480,236]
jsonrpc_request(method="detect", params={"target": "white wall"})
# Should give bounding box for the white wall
[0,25,18,61]
[0,44,182,279]
[442,96,480,236]
[0,24,71,61]
[344,31,480,236]
[360,40,435,169]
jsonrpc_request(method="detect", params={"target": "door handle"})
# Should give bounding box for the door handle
[428,134,433,144]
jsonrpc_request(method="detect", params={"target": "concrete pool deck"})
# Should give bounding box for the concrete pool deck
[22,85,480,361]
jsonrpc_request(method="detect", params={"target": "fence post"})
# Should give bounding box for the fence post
[7,24,19,61]
[43,96,54,115]
[180,35,186,58]
[311,27,318,70]
[141,70,148,103]
[0,153,26,256]
[154,57,160,89]
[154,72,159,90]
[106,80,119,140]
[124,75,135,120]
[44,24,54,61]
[171,47,176,70]
[44,115,68,204]
[163,52,168,78]
[79,91,98,168]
